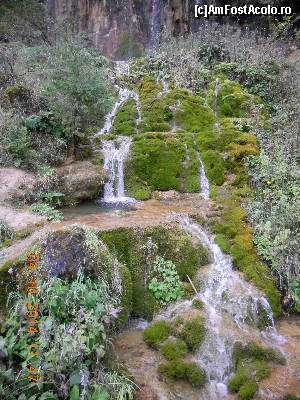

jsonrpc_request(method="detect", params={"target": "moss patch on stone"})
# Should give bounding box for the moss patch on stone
[158,361,207,388]
[99,225,208,319]
[111,98,138,136]
[178,316,206,352]
[143,320,170,348]
[160,339,187,361]
[228,341,286,400]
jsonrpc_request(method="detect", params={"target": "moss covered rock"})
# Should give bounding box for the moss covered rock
[99,225,208,318]
[178,316,206,352]
[143,320,170,348]
[228,341,286,400]
[158,360,207,388]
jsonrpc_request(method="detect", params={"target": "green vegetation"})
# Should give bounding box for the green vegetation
[161,339,187,361]
[30,202,64,222]
[130,22,300,312]
[228,341,286,399]
[0,220,14,249]
[148,256,184,305]
[99,226,208,318]
[143,320,171,348]
[179,317,206,352]
[111,98,138,136]
[0,270,134,399]
[158,361,207,388]
[126,133,185,199]
[192,298,205,310]
[0,20,113,170]
[143,315,207,390]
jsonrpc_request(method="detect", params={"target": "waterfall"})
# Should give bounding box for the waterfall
[156,217,283,399]
[182,218,282,398]
[150,0,161,46]
[101,137,134,204]
[193,135,210,199]
[95,62,142,137]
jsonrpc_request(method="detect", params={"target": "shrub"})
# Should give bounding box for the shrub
[143,320,171,348]
[0,271,134,399]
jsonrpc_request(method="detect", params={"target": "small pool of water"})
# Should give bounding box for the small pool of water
[62,200,137,220]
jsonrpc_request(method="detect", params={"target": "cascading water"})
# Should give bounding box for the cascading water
[95,61,142,204]
[101,136,134,204]
[156,216,284,399]
[95,61,142,137]
[193,135,210,199]
[152,157,285,399]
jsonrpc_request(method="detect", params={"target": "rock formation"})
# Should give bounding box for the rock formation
[47,0,201,59]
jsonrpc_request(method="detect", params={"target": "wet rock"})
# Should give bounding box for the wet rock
[40,225,113,279]
[55,160,107,206]
[152,190,181,200]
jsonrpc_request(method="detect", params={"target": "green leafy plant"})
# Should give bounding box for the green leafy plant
[44,191,65,206]
[0,271,134,399]
[30,203,64,222]
[148,256,184,305]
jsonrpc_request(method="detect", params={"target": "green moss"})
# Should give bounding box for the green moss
[169,89,215,133]
[233,341,286,366]
[160,339,187,361]
[117,264,133,326]
[237,380,259,400]
[137,77,170,133]
[143,320,171,348]
[184,362,207,388]
[283,396,300,400]
[99,226,205,319]
[192,298,205,310]
[215,234,231,254]
[228,370,249,393]
[201,150,226,186]
[112,98,138,136]
[126,133,186,195]
[208,78,252,118]
[229,341,286,399]
[158,361,207,388]
[211,200,282,316]
[158,361,186,381]
[179,317,206,352]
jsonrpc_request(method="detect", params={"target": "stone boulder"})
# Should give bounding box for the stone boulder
[40,225,113,279]
[55,160,107,205]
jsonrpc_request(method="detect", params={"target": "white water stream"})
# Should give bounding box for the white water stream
[96,61,141,204]
[156,216,284,399]
[193,135,210,199]
[101,136,134,203]
[95,62,141,137]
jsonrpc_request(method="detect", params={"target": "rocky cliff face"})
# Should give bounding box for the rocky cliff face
[47,0,201,59]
